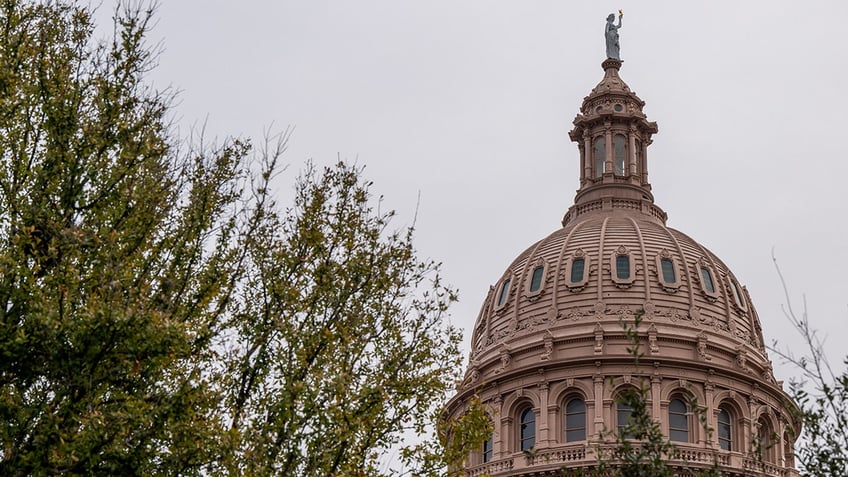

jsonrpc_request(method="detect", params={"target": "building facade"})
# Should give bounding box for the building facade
[446,58,800,476]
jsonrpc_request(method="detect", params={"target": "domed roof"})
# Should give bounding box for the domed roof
[463,60,775,387]
[468,209,769,372]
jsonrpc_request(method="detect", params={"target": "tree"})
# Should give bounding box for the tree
[770,257,848,477]
[220,161,467,476]
[0,1,475,475]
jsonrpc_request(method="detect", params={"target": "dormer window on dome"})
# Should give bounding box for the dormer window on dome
[728,278,747,311]
[655,250,682,292]
[528,263,545,294]
[564,249,590,291]
[696,258,721,301]
[610,245,635,288]
[496,278,511,308]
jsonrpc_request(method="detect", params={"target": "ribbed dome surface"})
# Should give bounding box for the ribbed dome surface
[468,208,770,378]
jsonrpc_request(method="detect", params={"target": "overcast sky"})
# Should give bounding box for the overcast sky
[133,1,848,383]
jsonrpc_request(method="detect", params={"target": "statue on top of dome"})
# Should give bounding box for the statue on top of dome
[605,10,623,60]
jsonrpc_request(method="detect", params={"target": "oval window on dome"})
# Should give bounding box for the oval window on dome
[594,136,605,178]
[529,265,544,292]
[497,279,511,307]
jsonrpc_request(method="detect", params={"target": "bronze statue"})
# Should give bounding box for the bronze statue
[605,10,623,60]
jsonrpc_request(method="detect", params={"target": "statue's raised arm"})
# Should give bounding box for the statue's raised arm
[605,11,623,60]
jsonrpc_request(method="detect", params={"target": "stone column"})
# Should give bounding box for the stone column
[604,124,613,180]
[494,394,504,458]
[651,375,662,424]
[704,382,715,447]
[628,126,637,177]
[594,373,604,439]
[539,382,550,447]
[583,130,592,183]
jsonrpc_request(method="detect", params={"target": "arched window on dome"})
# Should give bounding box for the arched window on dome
[717,406,733,451]
[616,255,630,279]
[668,398,690,442]
[519,407,536,451]
[496,278,511,308]
[614,134,627,176]
[593,136,605,178]
[564,397,586,442]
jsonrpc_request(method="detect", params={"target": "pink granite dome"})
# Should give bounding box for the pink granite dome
[466,209,772,382]
[449,58,798,477]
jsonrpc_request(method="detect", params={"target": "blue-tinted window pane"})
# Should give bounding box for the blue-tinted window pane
[594,137,605,178]
[731,281,745,308]
[718,408,732,451]
[669,399,689,442]
[571,258,585,282]
[614,134,626,176]
[661,258,676,283]
[565,399,586,442]
[482,434,493,462]
[616,255,630,279]
[701,267,716,293]
[520,408,535,451]
[616,402,634,438]
[498,279,510,306]
[530,266,544,292]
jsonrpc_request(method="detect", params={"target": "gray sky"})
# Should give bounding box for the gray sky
[139,1,848,383]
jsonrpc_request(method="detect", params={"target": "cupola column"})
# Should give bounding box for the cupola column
[582,130,592,184]
[628,126,638,177]
[604,124,613,181]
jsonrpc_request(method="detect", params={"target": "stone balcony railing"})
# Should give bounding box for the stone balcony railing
[464,442,800,477]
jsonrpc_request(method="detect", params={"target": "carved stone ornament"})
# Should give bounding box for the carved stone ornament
[496,344,511,374]
[594,322,605,354]
[541,330,554,361]
[735,346,751,374]
[648,323,659,355]
[696,331,711,361]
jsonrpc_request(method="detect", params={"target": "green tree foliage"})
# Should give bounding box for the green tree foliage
[0,1,474,475]
[222,161,465,475]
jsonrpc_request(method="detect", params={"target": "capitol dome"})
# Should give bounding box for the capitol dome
[448,58,799,477]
